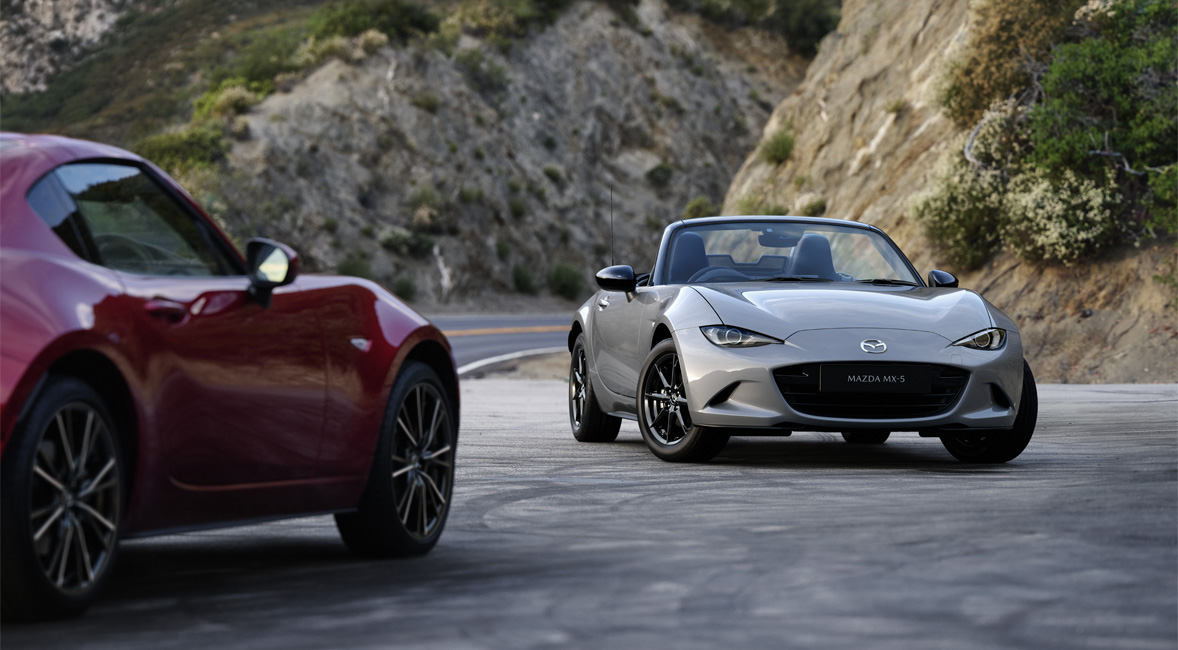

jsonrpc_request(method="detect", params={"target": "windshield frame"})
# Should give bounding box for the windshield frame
[651,216,924,287]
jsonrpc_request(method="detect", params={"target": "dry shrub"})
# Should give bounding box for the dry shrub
[938,0,1085,126]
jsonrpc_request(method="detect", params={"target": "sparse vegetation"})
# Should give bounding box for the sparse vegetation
[936,0,1083,127]
[543,166,563,185]
[392,274,417,300]
[455,48,510,95]
[758,127,794,165]
[513,265,538,294]
[665,0,839,54]
[412,92,442,113]
[919,0,1177,270]
[548,262,583,300]
[683,196,718,220]
[798,197,826,217]
[645,162,675,188]
[337,250,373,279]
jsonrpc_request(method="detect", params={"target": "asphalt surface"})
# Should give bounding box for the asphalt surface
[6,382,1176,650]
[430,313,571,370]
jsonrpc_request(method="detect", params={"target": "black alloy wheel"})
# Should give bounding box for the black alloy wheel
[637,339,728,462]
[336,362,456,556]
[1,376,124,622]
[569,334,620,442]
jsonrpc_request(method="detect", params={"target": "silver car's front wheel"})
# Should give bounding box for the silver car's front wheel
[637,340,728,462]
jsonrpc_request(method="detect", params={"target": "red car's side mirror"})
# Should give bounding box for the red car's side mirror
[246,238,300,308]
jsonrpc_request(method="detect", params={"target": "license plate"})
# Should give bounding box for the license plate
[820,364,932,394]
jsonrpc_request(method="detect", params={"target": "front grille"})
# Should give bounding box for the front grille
[773,363,969,419]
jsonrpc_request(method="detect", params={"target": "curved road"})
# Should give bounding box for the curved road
[431,313,571,374]
[4,382,1174,649]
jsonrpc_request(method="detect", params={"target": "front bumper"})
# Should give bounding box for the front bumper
[675,326,1024,433]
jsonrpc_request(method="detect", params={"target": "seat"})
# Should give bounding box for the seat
[668,231,708,283]
[786,233,838,280]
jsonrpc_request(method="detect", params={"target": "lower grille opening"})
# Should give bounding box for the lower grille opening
[773,363,969,419]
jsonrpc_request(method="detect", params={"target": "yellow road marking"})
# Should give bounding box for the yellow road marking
[443,325,568,337]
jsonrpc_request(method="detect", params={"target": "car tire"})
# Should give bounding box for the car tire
[1,376,125,622]
[637,339,729,463]
[569,334,621,442]
[941,360,1038,463]
[335,361,456,557]
[841,430,890,444]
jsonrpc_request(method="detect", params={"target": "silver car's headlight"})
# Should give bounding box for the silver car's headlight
[952,328,1006,350]
[701,325,782,348]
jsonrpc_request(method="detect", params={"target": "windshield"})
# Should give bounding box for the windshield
[664,220,918,285]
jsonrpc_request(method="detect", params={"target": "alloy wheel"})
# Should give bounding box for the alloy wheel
[29,402,121,595]
[390,383,453,540]
[570,346,587,429]
[642,350,691,446]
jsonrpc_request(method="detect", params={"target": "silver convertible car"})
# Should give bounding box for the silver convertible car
[568,216,1036,463]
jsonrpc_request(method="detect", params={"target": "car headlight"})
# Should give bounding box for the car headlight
[701,325,781,348]
[952,328,1006,350]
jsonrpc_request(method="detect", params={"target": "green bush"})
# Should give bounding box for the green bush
[758,128,794,165]
[1146,166,1177,235]
[337,251,373,279]
[548,262,583,300]
[133,122,228,176]
[665,0,837,54]
[513,265,538,294]
[508,197,526,219]
[455,48,510,95]
[393,274,417,301]
[543,166,563,185]
[683,196,718,220]
[496,238,511,260]
[411,92,442,113]
[645,162,674,188]
[764,0,840,55]
[798,197,826,217]
[1026,0,1177,177]
[308,0,439,42]
[910,142,1008,270]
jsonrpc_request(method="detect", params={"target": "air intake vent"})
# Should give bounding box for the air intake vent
[773,363,969,419]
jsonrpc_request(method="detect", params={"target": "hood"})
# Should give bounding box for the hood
[692,283,996,342]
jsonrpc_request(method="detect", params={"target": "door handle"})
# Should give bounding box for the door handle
[145,299,189,324]
[597,296,610,309]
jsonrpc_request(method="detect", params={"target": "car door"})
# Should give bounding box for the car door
[591,280,659,398]
[49,162,327,485]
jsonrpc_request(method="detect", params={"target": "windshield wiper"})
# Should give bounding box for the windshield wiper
[765,275,835,282]
[855,278,919,286]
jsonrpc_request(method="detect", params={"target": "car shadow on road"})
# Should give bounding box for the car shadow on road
[712,436,1023,473]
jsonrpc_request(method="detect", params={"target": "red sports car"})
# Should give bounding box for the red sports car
[0,133,459,621]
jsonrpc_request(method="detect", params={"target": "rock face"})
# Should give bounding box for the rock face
[723,0,1176,383]
[0,0,137,94]
[220,0,807,306]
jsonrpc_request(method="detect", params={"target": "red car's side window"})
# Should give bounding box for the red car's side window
[51,163,238,277]
[26,173,96,261]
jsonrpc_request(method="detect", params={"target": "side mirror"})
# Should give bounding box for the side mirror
[596,265,636,293]
[927,269,958,288]
[246,238,300,309]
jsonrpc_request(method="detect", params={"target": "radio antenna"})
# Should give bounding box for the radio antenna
[610,185,615,267]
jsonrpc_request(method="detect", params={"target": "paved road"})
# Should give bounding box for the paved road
[6,383,1176,649]
[429,313,571,371]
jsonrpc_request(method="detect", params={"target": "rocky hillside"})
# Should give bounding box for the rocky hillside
[210,0,806,303]
[724,0,1176,383]
[0,0,139,94]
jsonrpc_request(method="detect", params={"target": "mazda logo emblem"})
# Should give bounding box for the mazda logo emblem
[860,339,887,354]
